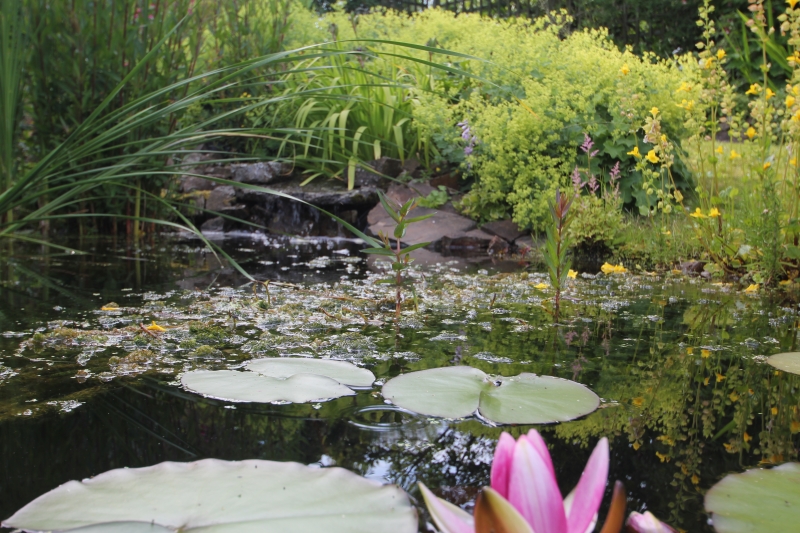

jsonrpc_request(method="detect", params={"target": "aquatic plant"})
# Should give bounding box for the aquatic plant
[419,430,626,533]
[542,190,574,317]
[361,191,431,320]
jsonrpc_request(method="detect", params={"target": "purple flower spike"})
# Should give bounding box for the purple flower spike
[580,134,594,154]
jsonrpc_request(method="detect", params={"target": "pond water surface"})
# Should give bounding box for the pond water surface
[1,234,799,532]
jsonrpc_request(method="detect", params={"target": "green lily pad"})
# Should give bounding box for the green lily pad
[246,357,375,387]
[767,352,800,375]
[2,459,417,533]
[381,366,600,424]
[181,370,355,403]
[705,462,800,533]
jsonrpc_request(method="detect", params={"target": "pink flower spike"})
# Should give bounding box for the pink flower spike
[490,432,516,498]
[566,437,609,533]
[524,429,556,480]
[418,483,474,533]
[509,436,568,533]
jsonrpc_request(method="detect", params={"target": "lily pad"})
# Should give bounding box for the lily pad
[705,462,800,533]
[181,370,355,403]
[2,459,417,533]
[767,352,800,375]
[246,357,375,387]
[381,366,599,424]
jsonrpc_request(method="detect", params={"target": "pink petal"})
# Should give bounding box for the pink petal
[418,482,474,533]
[524,429,556,480]
[508,437,567,533]
[566,437,609,533]
[491,432,516,498]
[626,511,677,533]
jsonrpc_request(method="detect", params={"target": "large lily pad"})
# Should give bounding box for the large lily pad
[381,366,599,424]
[767,352,800,375]
[181,370,355,403]
[705,462,800,533]
[246,357,375,387]
[2,459,416,533]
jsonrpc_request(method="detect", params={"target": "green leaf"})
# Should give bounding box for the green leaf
[394,222,407,239]
[382,366,599,424]
[2,460,416,533]
[361,247,395,256]
[378,191,401,223]
[767,352,800,375]
[245,358,375,387]
[400,242,430,253]
[705,463,800,533]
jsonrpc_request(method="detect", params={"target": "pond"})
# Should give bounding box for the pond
[1,234,798,532]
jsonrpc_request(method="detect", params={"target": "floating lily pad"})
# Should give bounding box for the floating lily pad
[705,462,800,533]
[767,352,800,375]
[246,357,375,387]
[381,366,599,424]
[181,370,355,403]
[2,459,416,533]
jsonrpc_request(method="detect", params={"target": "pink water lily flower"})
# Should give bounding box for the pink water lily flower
[626,511,676,533]
[420,429,614,533]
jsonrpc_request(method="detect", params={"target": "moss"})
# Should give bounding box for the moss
[188,322,229,346]
[192,345,220,358]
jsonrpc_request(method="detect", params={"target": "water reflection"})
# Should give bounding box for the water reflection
[1,236,800,532]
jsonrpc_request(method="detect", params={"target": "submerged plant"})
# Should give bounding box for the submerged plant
[419,430,626,533]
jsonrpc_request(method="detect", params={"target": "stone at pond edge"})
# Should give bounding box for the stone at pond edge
[767,352,800,375]
[232,161,292,185]
[3,459,417,533]
[705,462,800,533]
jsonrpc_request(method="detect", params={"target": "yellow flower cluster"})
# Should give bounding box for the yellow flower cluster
[600,262,628,274]
[690,207,720,218]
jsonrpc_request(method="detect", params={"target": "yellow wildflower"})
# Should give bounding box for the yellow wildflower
[766,88,776,100]
[701,349,712,358]
[704,376,710,386]
[662,230,672,235]
[723,442,734,451]
[788,95,796,108]
[676,82,693,93]
[730,149,741,159]
[790,0,799,8]
[674,190,683,202]
[601,262,627,274]
[677,99,694,111]
[772,406,779,415]
[567,269,578,279]
[645,149,660,164]
[794,85,800,96]
[716,372,725,382]
[145,321,166,332]
[715,146,724,154]
[730,391,740,402]
[620,63,630,75]
[743,432,752,442]
[534,282,549,290]
[780,279,793,285]
[632,397,645,407]
[655,451,670,463]
[791,158,798,167]
[792,110,800,121]
[691,474,700,485]
[690,208,707,218]
[627,146,642,158]
[650,106,660,116]
[717,49,726,60]
[633,442,641,450]
[763,161,772,170]
[101,303,120,311]
[744,283,760,293]
[792,421,800,433]
[686,347,694,355]
[703,57,715,69]
[746,84,761,95]
[746,127,757,139]
[708,207,721,217]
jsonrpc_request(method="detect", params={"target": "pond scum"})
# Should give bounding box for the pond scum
[2,256,800,528]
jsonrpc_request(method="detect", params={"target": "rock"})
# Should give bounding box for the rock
[480,219,528,243]
[200,217,225,232]
[205,186,238,212]
[232,162,291,185]
[180,176,216,193]
[680,260,706,274]
[430,173,460,190]
[437,229,495,254]
[354,157,405,188]
[177,153,233,192]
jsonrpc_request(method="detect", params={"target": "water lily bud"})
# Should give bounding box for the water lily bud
[626,511,677,533]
